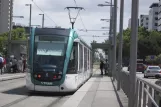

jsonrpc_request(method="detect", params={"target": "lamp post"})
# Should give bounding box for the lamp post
[8,13,24,56]
[117,0,124,91]
[98,0,114,77]
[128,0,139,107]
[39,14,45,28]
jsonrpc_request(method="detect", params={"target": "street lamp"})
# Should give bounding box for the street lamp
[100,19,110,22]
[39,14,44,28]
[101,27,109,29]
[25,4,32,35]
[8,14,24,56]
[98,4,113,7]
[13,16,24,18]
[98,0,114,77]
[105,1,110,4]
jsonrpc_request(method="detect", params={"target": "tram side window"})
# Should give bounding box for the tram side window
[84,47,87,71]
[79,44,83,71]
[67,42,78,74]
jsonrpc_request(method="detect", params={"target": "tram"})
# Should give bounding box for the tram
[26,28,93,92]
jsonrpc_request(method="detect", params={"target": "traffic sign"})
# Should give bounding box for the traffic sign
[150,55,155,60]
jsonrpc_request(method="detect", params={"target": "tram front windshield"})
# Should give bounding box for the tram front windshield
[33,35,68,73]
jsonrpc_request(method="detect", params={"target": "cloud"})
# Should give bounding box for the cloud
[13,0,159,45]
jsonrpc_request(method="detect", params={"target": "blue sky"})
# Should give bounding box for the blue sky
[13,0,158,45]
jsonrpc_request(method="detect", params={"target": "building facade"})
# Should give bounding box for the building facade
[140,15,149,29]
[128,18,131,29]
[148,3,159,31]
[0,0,13,34]
[128,18,139,29]
[158,0,161,31]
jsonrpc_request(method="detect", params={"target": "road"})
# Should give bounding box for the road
[123,67,159,84]
[0,67,159,107]
[0,78,72,107]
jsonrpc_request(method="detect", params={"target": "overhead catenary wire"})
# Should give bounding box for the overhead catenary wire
[31,0,58,26]
[73,0,87,31]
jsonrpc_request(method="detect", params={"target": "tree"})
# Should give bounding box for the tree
[121,26,161,64]
[0,28,27,55]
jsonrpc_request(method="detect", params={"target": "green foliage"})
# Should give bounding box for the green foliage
[122,27,161,62]
[146,54,161,64]
[0,28,27,55]
[11,28,27,40]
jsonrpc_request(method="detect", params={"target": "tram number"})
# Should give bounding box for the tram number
[41,82,53,85]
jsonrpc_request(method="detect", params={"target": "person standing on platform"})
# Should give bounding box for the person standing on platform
[100,60,104,75]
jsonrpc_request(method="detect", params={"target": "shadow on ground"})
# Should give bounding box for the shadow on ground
[2,86,74,97]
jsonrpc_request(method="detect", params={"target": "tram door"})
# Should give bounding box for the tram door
[67,42,78,74]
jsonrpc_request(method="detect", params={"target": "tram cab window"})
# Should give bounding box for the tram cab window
[67,42,78,74]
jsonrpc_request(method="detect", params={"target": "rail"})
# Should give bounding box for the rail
[120,70,161,107]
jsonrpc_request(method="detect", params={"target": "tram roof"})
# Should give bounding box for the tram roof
[74,37,92,50]
[34,28,70,36]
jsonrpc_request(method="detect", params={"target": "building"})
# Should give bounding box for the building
[0,0,13,34]
[158,0,161,31]
[128,19,131,28]
[128,18,139,29]
[140,15,149,29]
[148,3,159,31]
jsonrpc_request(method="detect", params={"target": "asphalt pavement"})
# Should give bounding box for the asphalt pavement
[0,78,72,107]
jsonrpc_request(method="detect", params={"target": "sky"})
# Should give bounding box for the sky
[13,0,159,46]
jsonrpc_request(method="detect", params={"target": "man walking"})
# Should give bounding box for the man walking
[104,59,109,75]
[0,55,4,75]
[100,60,104,75]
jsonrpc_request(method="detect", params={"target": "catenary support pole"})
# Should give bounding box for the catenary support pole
[117,0,124,90]
[112,0,117,81]
[128,0,139,107]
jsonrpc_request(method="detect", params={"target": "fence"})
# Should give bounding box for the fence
[120,70,161,107]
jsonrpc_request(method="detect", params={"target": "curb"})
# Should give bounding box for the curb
[111,78,128,107]
[0,74,26,82]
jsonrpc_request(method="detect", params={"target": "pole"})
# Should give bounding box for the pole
[128,0,139,107]
[42,14,44,28]
[29,4,32,34]
[112,0,117,81]
[8,0,13,57]
[111,7,114,78]
[108,0,113,76]
[117,0,124,90]
[71,22,74,29]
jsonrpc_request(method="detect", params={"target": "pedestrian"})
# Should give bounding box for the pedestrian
[100,60,104,75]
[22,55,26,72]
[11,57,18,73]
[2,56,6,73]
[0,55,4,75]
[104,59,109,75]
[18,54,23,72]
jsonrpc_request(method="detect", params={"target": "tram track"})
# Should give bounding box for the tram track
[46,96,64,107]
[0,95,30,107]
[0,93,70,107]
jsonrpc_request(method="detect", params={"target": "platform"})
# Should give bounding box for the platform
[61,69,128,107]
